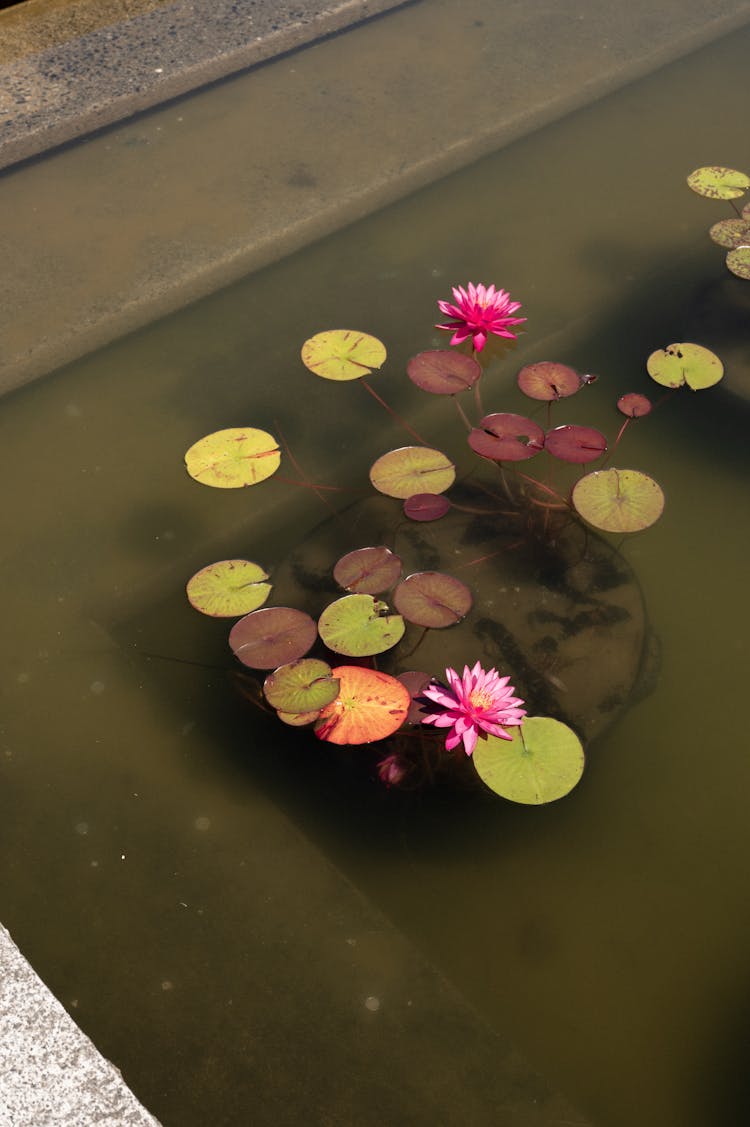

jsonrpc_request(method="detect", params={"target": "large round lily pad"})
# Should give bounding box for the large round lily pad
[186,559,271,617]
[301,330,386,381]
[229,606,317,669]
[407,350,482,394]
[646,342,724,390]
[185,427,281,488]
[318,593,405,656]
[687,166,750,200]
[369,446,455,499]
[472,717,585,805]
[393,571,472,628]
[572,468,665,533]
[333,546,402,594]
[315,666,410,745]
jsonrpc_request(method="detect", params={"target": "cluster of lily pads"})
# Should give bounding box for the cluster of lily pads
[182,297,725,805]
[687,164,750,280]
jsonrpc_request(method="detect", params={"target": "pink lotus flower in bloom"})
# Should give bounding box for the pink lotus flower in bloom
[420,661,526,756]
[436,282,525,352]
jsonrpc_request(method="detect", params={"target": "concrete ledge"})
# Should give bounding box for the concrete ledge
[0,923,160,1126]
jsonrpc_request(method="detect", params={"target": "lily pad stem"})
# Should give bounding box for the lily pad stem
[361,379,431,445]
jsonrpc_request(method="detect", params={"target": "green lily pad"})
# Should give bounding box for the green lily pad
[229,606,317,669]
[687,166,750,200]
[646,342,724,390]
[277,709,321,727]
[709,218,750,248]
[186,559,272,617]
[369,446,455,499]
[300,330,386,381]
[185,427,281,488]
[726,246,750,280]
[318,594,405,657]
[333,546,402,594]
[472,717,585,805]
[572,468,665,533]
[263,659,340,713]
[392,571,472,628]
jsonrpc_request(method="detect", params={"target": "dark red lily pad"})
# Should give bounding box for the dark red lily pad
[393,571,473,628]
[229,606,317,669]
[468,413,545,462]
[407,350,482,395]
[403,493,451,522]
[333,546,402,594]
[616,393,652,418]
[517,361,581,401]
[545,424,607,464]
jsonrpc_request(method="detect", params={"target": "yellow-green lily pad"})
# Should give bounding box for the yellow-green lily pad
[186,559,271,617]
[473,717,585,805]
[301,330,386,381]
[572,468,664,534]
[263,659,340,713]
[687,166,750,200]
[185,427,281,488]
[369,446,455,499]
[646,342,724,390]
[726,246,750,280]
[318,593,405,657]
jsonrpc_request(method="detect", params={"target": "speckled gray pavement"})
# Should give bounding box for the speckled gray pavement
[1,1,750,1125]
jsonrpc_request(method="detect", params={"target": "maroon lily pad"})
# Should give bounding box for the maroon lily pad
[468,413,545,463]
[393,571,473,628]
[403,493,451,522]
[229,606,317,669]
[407,350,482,395]
[616,393,652,418]
[517,361,581,401]
[545,425,607,464]
[333,546,402,594]
[397,670,432,724]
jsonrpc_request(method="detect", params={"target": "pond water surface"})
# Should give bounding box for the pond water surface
[1,16,749,1127]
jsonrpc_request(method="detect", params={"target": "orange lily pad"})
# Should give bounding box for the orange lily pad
[315,665,411,745]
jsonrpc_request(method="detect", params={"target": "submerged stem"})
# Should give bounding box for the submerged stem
[361,379,430,445]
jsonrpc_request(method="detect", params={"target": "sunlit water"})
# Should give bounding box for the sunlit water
[1,18,749,1127]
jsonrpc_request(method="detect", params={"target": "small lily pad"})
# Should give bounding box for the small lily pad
[392,571,473,628]
[186,559,271,617]
[616,394,652,418]
[318,593,405,657]
[403,493,451,522]
[369,446,455,499]
[709,218,750,248]
[517,361,581,401]
[277,709,321,727]
[726,246,750,280]
[315,665,410,745]
[545,425,607,465]
[646,342,724,390]
[333,546,402,594]
[263,658,340,713]
[687,166,750,200]
[472,717,585,805]
[468,413,545,462]
[301,330,386,381]
[185,427,281,488]
[407,350,482,394]
[572,468,665,533]
[229,606,317,669]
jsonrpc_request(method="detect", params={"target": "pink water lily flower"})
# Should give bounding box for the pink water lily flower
[420,661,526,756]
[436,282,525,353]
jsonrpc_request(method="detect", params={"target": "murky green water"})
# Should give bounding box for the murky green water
[1,18,749,1127]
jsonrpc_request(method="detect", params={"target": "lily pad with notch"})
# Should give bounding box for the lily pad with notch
[468,413,545,462]
[472,717,585,805]
[407,350,482,394]
[185,427,281,488]
[572,468,664,533]
[333,546,402,594]
[318,593,405,657]
[517,361,581,401]
[301,330,386,381]
[646,342,724,390]
[370,446,455,499]
[229,606,317,669]
[403,493,451,522]
[709,218,750,249]
[617,394,652,418]
[393,571,473,628]
[263,658,340,713]
[545,424,607,464]
[315,665,410,745]
[186,559,271,617]
[687,166,750,200]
